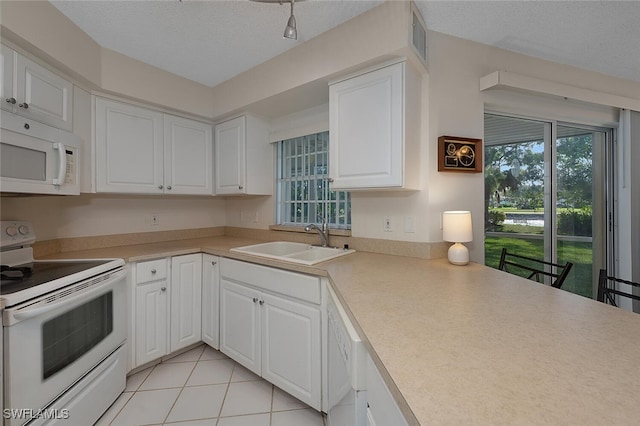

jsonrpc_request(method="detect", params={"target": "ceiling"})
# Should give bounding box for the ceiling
[49,0,640,89]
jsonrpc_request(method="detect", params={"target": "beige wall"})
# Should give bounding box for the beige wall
[0,0,101,87]
[0,0,213,118]
[100,48,214,119]
[0,194,226,241]
[424,31,639,262]
[210,1,412,120]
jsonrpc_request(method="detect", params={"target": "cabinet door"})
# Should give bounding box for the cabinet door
[1,44,16,112]
[95,97,164,193]
[329,62,404,189]
[135,280,168,367]
[220,278,261,374]
[261,293,322,410]
[164,115,213,195]
[170,254,203,352]
[214,116,245,194]
[15,53,73,131]
[366,354,408,426]
[202,254,220,349]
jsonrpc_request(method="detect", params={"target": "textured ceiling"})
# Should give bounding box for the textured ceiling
[49,0,640,88]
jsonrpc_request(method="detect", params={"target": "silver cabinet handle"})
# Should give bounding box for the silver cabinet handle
[167,185,172,190]
[238,185,243,190]
[19,102,29,109]
[211,261,217,266]
[328,178,334,183]
[259,300,264,306]
[151,269,157,274]
[161,287,166,292]
[252,297,258,303]
[158,185,163,190]
[5,97,16,104]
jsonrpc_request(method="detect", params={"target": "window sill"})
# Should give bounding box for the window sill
[269,224,352,237]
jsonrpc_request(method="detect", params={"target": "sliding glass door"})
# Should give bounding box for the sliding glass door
[484,113,611,298]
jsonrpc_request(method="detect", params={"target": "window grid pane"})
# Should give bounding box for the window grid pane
[278,131,351,229]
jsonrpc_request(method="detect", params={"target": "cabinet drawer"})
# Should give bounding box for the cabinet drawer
[220,258,321,304]
[136,259,168,283]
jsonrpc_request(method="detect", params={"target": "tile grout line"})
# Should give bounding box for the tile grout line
[214,359,236,426]
[106,362,157,425]
[269,381,275,426]
[160,355,200,424]
[107,345,325,425]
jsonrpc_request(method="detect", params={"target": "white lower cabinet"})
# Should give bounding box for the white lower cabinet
[170,253,202,352]
[220,279,261,372]
[365,354,408,426]
[132,254,202,368]
[219,258,322,410]
[201,254,220,349]
[134,259,169,367]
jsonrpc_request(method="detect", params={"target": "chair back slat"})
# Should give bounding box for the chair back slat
[498,248,574,289]
[597,269,640,308]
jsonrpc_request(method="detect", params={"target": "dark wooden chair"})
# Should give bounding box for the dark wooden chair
[597,269,640,307]
[498,248,573,289]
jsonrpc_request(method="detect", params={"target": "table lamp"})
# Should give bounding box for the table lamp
[442,211,473,265]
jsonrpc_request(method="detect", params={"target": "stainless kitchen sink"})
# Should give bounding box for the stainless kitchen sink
[230,241,355,265]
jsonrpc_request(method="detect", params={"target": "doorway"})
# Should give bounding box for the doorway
[484,113,612,298]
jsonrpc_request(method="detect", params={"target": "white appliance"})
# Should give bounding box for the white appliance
[327,285,367,426]
[0,111,80,195]
[1,221,126,426]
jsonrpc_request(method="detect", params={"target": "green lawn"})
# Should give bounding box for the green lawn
[485,236,594,298]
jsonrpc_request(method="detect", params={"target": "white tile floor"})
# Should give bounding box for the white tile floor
[96,345,325,426]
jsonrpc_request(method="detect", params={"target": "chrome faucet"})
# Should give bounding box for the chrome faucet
[304,217,329,247]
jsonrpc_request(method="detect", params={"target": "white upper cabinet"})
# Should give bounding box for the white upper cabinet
[95,97,213,195]
[95,97,164,194]
[214,114,273,195]
[164,115,213,195]
[2,44,73,131]
[329,59,421,190]
[1,45,16,112]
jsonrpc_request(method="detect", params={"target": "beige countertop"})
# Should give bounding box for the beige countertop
[36,236,640,424]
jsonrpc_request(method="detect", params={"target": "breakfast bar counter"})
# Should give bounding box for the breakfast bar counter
[40,236,640,425]
[324,252,640,425]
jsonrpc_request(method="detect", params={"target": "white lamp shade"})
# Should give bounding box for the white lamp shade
[442,211,473,243]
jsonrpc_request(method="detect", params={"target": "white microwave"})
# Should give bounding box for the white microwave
[1,111,80,195]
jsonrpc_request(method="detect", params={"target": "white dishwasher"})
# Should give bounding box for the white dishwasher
[327,286,367,426]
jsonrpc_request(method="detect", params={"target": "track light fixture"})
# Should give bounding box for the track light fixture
[283,0,297,40]
[251,0,303,40]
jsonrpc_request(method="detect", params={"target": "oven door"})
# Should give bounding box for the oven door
[3,268,126,419]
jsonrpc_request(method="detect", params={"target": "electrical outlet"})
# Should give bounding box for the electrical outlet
[383,216,392,232]
[150,214,159,226]
[253,211,259,223]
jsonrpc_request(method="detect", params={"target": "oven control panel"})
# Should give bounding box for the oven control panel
[0,221,36,248]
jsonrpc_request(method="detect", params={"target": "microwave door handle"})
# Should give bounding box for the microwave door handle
[52,142,67,186]
[5,270,125,325]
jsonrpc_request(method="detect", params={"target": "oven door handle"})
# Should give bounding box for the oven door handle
[6,269,125,325]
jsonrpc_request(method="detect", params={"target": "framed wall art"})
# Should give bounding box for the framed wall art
[437,136,483,173]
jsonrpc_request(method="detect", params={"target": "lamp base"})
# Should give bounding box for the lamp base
[448,242,469,265]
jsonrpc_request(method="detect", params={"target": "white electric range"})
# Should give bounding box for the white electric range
[1,221,127,426]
